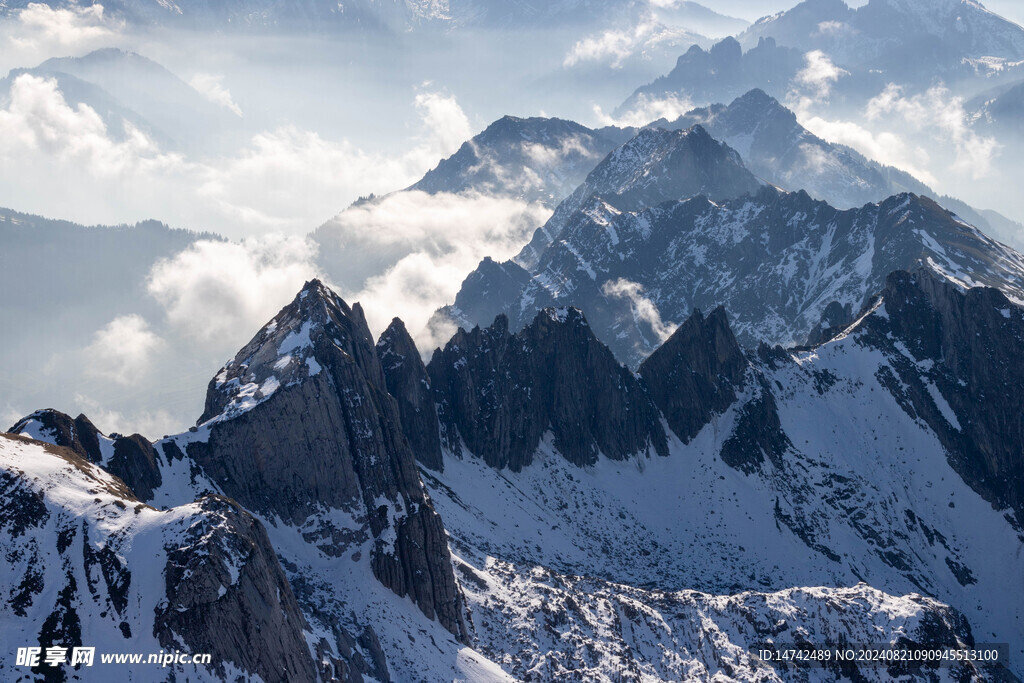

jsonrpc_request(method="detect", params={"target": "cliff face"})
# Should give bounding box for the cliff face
[428,307,668,471]
[189,279,466,640]
[854,269,1024,523]
[376,317,444,471]
[9,410,163,502]
[638,306,747,444]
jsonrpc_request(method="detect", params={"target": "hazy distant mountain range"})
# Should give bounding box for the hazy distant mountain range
[0,0,747,33]
[622,0,1024,112]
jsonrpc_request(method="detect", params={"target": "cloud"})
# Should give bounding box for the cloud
[72,393,180,441]
[601,278,677,343]
[320,190,551,347]
[592,92,695,128]
[786,50,848,114]
[797,114,938,186]
[189,73,243,117]
[0,73,185,176]
[865,84,999,179]
[83,315,166,385]
[564,20,699,69]
[414,90,473,155]
[522,135,597,170]
[0,77,476,237]
[147,235,322,344]
[8,2,122,52]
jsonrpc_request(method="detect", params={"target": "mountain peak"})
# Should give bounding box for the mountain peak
[198,278,373,427]
[639,306,747,444]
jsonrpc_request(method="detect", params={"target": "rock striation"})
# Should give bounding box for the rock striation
[376,317,444,471]
[188,279,466,639]
[428,307,668,471]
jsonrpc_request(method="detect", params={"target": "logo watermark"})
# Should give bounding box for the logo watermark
[16,646,212,668]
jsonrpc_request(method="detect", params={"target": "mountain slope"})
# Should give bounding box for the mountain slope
[421,273,1024,677]
[406,115,633,207]
[0,432,317,682]
[663,88,1021,240]
[741,0,1024,68]
[444,187,1024,366]
[7,276,1023,680]
[512,123,762,269]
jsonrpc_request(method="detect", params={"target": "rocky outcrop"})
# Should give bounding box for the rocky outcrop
[188,279,466,639]
[156,495,318,683]
[0,433,318,683]
[638,306,747,444]
[428,307,668,471]
[376,317,444,471]
[8,409,163,502]
[9,410,104,463]
[857,269,1024,523]
[536,123,763,247]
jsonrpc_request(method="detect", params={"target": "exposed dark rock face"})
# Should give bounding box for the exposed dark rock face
[377,317,443,471]
[8,409,163,502]
[806,300,854,346]
[107,434,162,502]
[189,279,466,639]
[855,269,1024,523]
[428,307,668,471]
[638,306,747,444]
[8,410,104,464]
[156,495,318,683]
[720,378,791,473]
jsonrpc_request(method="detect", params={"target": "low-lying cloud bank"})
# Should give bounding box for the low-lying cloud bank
[0,72,475,238]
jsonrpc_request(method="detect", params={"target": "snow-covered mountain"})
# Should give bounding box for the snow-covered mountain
[741,0,1024,68]
[0,432,318,682]
[7,273,1023,680]
[623,0,1024,117]
[660,88,1023,241]
[511,123,763,269]
[969,77,1024,136]
[442,185,1024,365]
[406,115,634,208]
[310,115,634,292]
[418,269,1024,678]
[0,0,739,33]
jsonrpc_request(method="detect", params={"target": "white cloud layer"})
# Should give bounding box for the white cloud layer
[189,73,243,117]
[324,190,552,347]
[146,235,322,344]
[592,92,695,128]
[564,20,698,69]
[83,315,166,385]
[601,278,677,343]
[865,84,999,179]
[72,393,180,440]
[0,3,125,73]
[0,76,475,237]
[796,83,1000,188]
